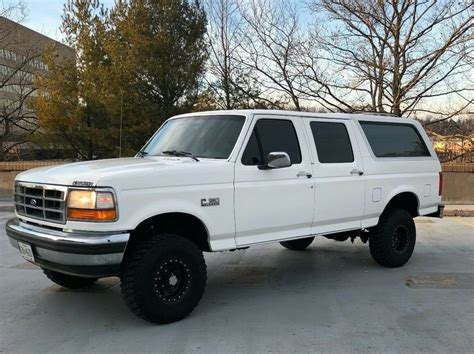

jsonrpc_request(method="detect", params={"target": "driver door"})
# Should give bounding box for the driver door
[234,115,315,246]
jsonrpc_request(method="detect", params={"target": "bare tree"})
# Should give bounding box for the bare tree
[237,0,306,110]
[0,1,26,41]
[0,66,38,159]
[304,0,473,117]
[205,0,276,109]
[205,0,241,108]
[0,3,42,160]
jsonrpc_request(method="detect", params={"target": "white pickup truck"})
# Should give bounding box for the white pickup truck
[6,110,443,323]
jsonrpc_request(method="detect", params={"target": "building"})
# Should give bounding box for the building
[0,16,74,160]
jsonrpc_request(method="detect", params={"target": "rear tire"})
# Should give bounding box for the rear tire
[43,269,98,289]
[280,236,315,250]
[120,233,207,324]
[369,208,416,268]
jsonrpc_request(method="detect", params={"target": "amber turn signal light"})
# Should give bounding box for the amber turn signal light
[67,208,117,221]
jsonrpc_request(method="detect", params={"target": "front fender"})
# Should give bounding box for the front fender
[117,185,237,251]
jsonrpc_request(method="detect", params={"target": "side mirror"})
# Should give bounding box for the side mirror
[258,152,292,170]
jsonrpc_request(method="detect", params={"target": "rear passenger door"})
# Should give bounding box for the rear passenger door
[304,118,366,234]
[234,115,314,246]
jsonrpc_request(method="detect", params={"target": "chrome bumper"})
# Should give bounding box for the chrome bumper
[6,218,130,277]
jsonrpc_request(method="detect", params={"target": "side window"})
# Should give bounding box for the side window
[360,121,431,157]
[241,130,261,165]
[241,119,302,166]
[310,122,354,163]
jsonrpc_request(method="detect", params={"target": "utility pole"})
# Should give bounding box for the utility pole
[119,89,123,157]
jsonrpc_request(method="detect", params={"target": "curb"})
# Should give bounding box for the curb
[443,208,474,217]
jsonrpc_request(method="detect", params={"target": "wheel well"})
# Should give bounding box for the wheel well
[384,192,419,217]
[128,213,211,252]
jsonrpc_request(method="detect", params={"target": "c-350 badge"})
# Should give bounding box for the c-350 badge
[201,198,220,207]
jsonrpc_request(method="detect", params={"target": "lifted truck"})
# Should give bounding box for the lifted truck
[6,110,443,323]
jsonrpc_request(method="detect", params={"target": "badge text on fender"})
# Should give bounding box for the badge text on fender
[201,198,220,207]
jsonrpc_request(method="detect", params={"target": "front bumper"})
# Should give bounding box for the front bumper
[6,218,130,278]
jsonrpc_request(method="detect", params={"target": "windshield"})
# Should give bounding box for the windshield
[142,115,246,159]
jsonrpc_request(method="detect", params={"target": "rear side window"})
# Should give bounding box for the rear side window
[242,119,302,165]
[310,122,354,163]
[360,121,430,157]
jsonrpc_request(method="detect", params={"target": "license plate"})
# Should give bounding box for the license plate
[18,241,35,262]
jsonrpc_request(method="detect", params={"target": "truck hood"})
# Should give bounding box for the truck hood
[15,157,225,187]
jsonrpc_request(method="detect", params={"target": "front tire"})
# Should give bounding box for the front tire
[43,269,98,289]
[280,236,315,250]
[120,233,207,324]
[369,208,416,268]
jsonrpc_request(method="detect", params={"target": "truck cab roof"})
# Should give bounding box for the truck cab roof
[174,109,416,124]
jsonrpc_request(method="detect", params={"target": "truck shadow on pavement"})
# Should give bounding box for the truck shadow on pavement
[15,244,377,325]
[21,241,471,326]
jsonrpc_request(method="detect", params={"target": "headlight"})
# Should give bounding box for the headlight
[67,189,117,221]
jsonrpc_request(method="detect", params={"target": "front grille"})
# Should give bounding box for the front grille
[14,183,67,224]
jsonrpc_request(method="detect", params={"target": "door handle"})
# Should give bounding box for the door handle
[350,169,364,176]
[297,171,312,178]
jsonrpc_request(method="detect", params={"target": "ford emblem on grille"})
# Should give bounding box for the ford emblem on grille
[14,182,67,224]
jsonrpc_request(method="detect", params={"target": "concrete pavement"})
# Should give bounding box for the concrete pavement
[0,211,473,353]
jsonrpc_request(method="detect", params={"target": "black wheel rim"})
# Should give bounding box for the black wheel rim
[392,225,408,253]
[153,258,191,303]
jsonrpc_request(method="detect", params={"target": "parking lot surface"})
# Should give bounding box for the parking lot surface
[1,211,473,353]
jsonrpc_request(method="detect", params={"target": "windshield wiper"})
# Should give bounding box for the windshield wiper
[136,150,149,158]
[162,150,200,162]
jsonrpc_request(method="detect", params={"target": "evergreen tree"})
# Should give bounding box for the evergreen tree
[36,0,208,159]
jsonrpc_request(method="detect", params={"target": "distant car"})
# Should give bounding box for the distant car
[6,110,443,323]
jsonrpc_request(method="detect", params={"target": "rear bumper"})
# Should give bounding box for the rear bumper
[6,218,129,278]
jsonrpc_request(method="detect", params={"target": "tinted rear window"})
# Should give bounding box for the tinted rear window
[310,122,354,163]
[360,121,430,158]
